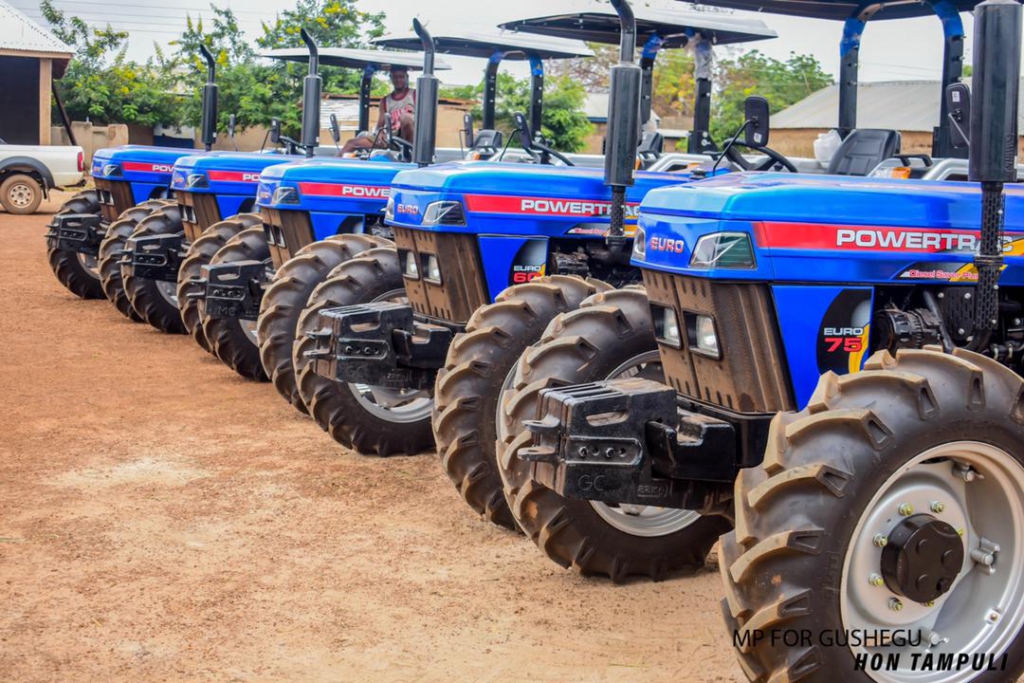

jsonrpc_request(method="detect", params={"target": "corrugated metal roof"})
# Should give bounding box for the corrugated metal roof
[0,0,72,57]
[773,79,1024,132]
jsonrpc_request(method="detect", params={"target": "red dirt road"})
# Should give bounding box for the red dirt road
[1,196,739,682]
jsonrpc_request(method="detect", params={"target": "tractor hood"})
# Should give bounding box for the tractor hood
[91,145,199,184]
[172,152,296,195]
[257,157,410,214]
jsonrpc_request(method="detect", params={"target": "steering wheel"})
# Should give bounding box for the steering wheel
[723,142,799,173]
[513,113,574,167]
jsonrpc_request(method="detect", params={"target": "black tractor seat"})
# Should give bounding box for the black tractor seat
[827,128,902,176]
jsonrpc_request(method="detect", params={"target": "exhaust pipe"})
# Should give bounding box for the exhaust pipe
[300,28,322,157]
[604,0,642,254]
[968,0,1021,351]
[412,18,439,167]
[199,45,218,152]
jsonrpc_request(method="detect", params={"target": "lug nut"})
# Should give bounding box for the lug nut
[930,501,946,514]
[988,611,1000,624]
[889,598,904,612]
[604,447,616,459]
[577,446,588,458]
[898,503,914,516]
[873,534,889,548]
[869,573,884,587]
[957,527,965,537]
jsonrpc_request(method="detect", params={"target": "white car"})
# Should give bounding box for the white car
[0,139,85,214]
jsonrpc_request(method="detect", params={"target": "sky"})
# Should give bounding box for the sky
[11,0,982,87]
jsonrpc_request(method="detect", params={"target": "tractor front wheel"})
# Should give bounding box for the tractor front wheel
[721,348,1024,683]
[122,204,186,333]
[497,287,730,582]
[97,200,171,321]
[46,190,104,299]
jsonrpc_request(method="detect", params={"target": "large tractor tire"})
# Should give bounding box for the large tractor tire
[258,234,391,412]
[294,247,433,456]
[177,213,261,353]
[98,200,171,321]
[721,347,1024,683]
[122,204,186,334]
[200,227,271,381]
[497,287,731,582]
[46,190,104,299]
[434,276,612,531]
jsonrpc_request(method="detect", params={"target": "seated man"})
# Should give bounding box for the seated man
[341,66,416,154]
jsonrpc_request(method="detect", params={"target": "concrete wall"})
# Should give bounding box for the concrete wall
[51,122,130,166]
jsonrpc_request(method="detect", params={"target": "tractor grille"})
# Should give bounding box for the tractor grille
[393,227,488,325]
[94,178,135,223]
[261,208,314,269]
[176,191,221,242]
[642,270,795,414]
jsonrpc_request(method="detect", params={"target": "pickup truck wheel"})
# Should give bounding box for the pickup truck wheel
[0,174,42,215]
[294,247,433,456]
[46,190,104,299]
[200,227,271,380]
[434,276,612,530]
[258,234,391,412]
[721,348,1024,683]
[122,205,187,334]
[97,200,171,322]
[178,214,261,353]
[497,287,730,582]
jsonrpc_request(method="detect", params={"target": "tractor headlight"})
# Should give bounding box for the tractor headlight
[651,304,681,348]
[691,314,720,359]
[272,186,300,205]
[422,253,442,284]
[400,249,419,279]
[632,226,646,259]
[385,196,395,222]
[689,232,755,269]
[102,164,122,178]
[421,200,466,227]
[187,173,209,189]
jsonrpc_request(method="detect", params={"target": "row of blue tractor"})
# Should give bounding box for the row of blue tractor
[44,0,1024,680]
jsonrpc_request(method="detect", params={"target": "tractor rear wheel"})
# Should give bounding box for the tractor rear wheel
[122,204,186,333]
[294,247,433,455]
[434,276,611,530]
[497,287,730,582]
[258,234,391,412]
[721,348,1024,683]
[46,190,104,299]
[200,227,271,380]
[177,213,261,352]
[97,200,171,321]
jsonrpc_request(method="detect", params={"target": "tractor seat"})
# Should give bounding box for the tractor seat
[827,129,902,176]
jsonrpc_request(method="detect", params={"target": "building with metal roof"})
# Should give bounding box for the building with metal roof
[0,0,73,145]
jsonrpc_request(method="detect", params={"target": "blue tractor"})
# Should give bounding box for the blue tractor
[496,0,1024,679]
[300,1,775,520]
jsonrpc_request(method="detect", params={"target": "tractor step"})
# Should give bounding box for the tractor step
[201,260,266,320]
[121,233,184,281]
[522,378,747,508]
[45,214,105,256]
[309,302,453,390]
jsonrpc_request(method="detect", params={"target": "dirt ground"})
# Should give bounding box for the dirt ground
[0,194,740,683]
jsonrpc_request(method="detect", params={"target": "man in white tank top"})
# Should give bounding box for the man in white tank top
[342,66,416,154]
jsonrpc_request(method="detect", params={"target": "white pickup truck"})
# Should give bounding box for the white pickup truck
[0,139,85,214]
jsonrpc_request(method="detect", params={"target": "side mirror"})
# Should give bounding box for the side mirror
[513,112,533,150]
[463,113,475,146]
[744,96,770,148]
[329,114,341,144]
[228,114,237,139]
[269,118,281,144]
[946,83,971,150]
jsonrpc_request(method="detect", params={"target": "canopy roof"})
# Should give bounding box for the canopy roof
[375,31,594,60]
[262,46,451,71]
[499,6,777,47]
[689,0,982,21]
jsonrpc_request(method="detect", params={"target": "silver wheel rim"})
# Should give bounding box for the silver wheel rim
[345,289,433,424]
[240,318,259,344]
[8,182,34,208]
[841,441,1024,683]
[77,252,100,277]
[156,279,178,306]
[588,350,701,538]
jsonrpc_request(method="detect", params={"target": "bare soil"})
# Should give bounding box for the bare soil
[1,194,740,682]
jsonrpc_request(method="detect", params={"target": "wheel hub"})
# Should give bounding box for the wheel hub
[880,514,964,602]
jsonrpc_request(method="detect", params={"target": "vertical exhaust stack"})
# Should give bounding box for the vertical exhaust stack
[968,0,1021,351]
[605,0,642,256]
[199,45,219,152]
[300,28,323,158]
[412,18,439,167]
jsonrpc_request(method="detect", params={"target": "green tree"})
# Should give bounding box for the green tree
[444,72,594,153]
